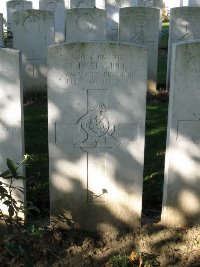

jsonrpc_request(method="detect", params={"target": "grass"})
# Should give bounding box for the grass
[157,22,169,88]
[24,103,49,216]
[143,102,168,215]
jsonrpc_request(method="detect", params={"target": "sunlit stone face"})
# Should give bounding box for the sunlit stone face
[39,0,65,43]
[167,7,200,89]
[6,0,32,35]
[162,41,200,226]
[119,7,160,93]
[0,48,24,226]
[65,8,106,42]
[48,42,147,232]
[12,10,54,92]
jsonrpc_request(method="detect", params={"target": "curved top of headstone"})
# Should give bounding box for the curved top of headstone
[170,6,200,11]
[13,9,55,18]
[66,7,106,13]
[47,40,148,52]
[7,0,32,7]
[120,6,160,11]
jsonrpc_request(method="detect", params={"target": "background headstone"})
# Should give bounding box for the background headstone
[162,41,200,226]
[0,14,3,46]
[70,0,105,9]
[7,0,32,37]
[167,7,200,89]
[105,0,136,41]
[48,42,147,232]
[137,0,163,8]
[13,10,54,92]
[119,7,160,93]
[66,8,106,42]
[39,0,65,43]
[0,48,24,228]
[188,0,200,6]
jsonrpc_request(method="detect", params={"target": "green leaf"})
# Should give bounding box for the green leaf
[6,242,23,257]
[0,186,8,196]
[7,158,18,178]
[3,200,11,205]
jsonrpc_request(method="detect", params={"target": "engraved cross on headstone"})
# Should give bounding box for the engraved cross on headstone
[54,89,140,204]
[26,50,42,77]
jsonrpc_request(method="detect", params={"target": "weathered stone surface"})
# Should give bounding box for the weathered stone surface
[0,13,3,47]
[188,0,200,6]
[66,8,106,42]
[162,41,200,226]
[167,7,200,89]
[105,0,137,42]
[39,0,65,43]
[48,42,147,232]
[0,48,24,228]
[7,0,32,37]
[137,0,163,8]
[119,7,160,93]
[70,0,105,9]
[13,10,54,92]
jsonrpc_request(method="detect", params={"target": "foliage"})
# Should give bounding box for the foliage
[162,4,170,23]
[110,254,130,267]
[0,156,42,266]
[109,250,158,267]
[0,156,28,231]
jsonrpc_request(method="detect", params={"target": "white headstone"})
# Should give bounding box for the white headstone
[162,41,200,226]
[7,0,32,36]
[137,0,163,7]
[188,0,200,6]
[13,10,54,92]
[48,42,147,232]
[0,14,3,46]
[105,0,135,41]
[119,7,160,93]
[70,0,105,9]
[0,48,24,226]
[39,0,65,43]
[167,7,200,90]
[66,8,106,42]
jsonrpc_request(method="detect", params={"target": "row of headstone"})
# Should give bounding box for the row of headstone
[1,39,200,231]
[47,36,200,231]
[10,6,160,93]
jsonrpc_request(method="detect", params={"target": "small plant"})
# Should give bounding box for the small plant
[110,254,130,267]
[0,156,42,266]
[162,4,170,23]
[1,157,25,231]
[109,250,159,267]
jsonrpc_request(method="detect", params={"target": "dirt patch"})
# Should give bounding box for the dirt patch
[1,222,199,267]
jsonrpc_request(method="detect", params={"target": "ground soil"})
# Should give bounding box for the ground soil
[0,217,200,267]
[1,92,199,266]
